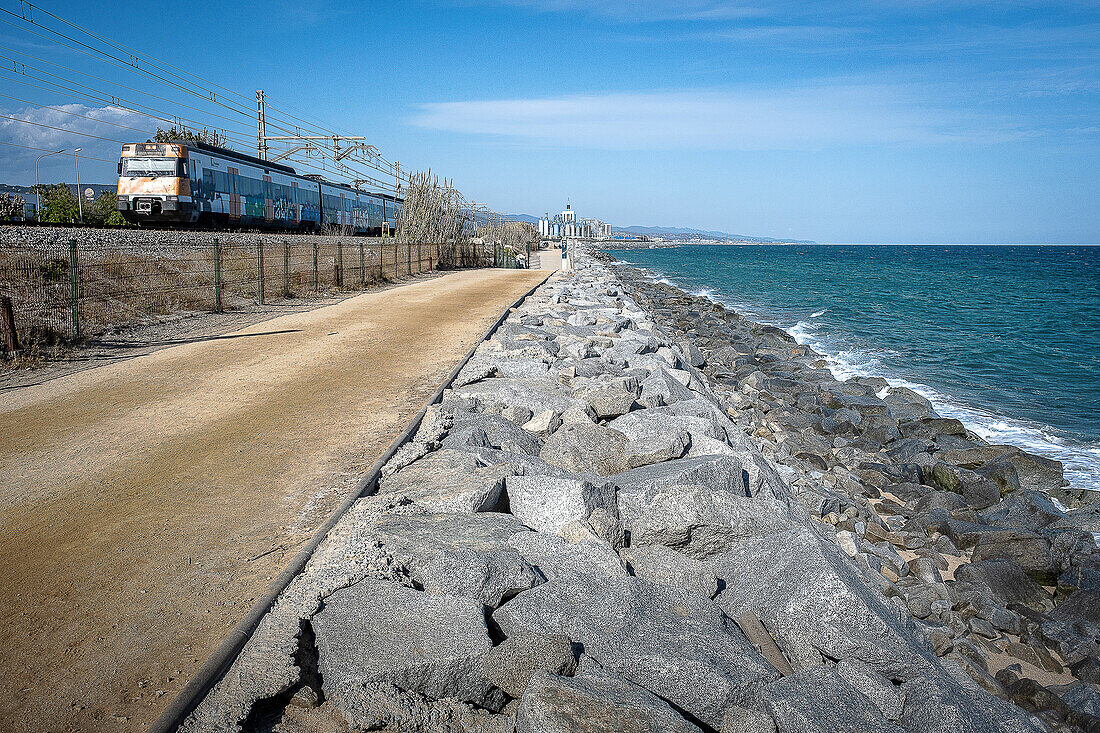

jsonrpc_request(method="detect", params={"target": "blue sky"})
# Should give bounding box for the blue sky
[1,0,1097,242]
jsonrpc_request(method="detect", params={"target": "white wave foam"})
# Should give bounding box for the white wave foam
[618,263,1100,491]
[811,308,828,318]
[786,323,1100,492]
[690,287,718,300]
[788,321,815,343]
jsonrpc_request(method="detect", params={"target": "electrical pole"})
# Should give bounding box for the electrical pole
[394,161,400,198]
[73,148,83,225]
[256,90,267,160]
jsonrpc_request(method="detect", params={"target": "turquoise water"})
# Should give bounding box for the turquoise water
[610,244,1100,490]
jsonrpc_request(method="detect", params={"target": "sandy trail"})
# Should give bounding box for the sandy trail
[0,266,548,732]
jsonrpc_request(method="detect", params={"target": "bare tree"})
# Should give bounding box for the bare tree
[395,171,471,245]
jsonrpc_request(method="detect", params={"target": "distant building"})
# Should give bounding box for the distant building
[538,203,612,240]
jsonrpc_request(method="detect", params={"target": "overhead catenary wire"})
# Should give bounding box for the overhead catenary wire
[0,71,258,148]
[1,1,432,197]
[0,91,155,134]
[1,8,417,188]
[1,10,354,149]
[0,112,131,143]
[0,8,261,122]
[0,137,116,163]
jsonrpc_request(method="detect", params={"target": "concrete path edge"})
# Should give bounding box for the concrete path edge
[148,268,554,733]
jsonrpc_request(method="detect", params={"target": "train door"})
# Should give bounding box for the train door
[263,174,273,222]
[227,167,241,220]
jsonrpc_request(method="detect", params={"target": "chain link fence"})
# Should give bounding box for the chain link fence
[0,237,501,348]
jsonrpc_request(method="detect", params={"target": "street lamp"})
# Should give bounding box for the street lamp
[73,148,83,225]
[35,148,67,223]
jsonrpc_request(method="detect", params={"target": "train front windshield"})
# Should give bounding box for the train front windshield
[121,157,182,178]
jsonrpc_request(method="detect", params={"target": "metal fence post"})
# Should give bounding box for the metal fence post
[257,240,265,305]
[1,295,20,352]
[68,238,80,339]
[336,240,343,287]
[213,238,222,312]
[313,242,319,292]
[359,241,365,287]
[283,240,290,297]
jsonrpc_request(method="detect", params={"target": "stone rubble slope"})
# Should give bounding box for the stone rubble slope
[605,254,1100,733]
[181,251,1073,732]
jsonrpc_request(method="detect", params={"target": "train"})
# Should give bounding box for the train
[116,140,401,234]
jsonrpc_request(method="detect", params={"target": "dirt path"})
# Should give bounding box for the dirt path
[0,267,548,733]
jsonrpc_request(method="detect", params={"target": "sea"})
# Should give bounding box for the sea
[609,244,1100,492]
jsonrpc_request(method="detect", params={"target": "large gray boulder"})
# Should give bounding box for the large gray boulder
[638,366,695,407]
[452,377,577,416]
[369,512,543,607]
[610,407,726,443]
[573,380,639,420]
[630,485,795,559]
[836,658,905,720]
[378,449,513,513]
[761,666,905,733]
[483,632,577,698]
[896,674,1045,733]
[978,490,1066,529]
[539,422,630,477]
[611,455,751,528]
[509,530,629,581]
[507,474,618,535]
[882,387,936,422]
[1062,684,1100,719]
[314,579,505,711]
[955,560,1054,613]
[610,409,731,469]
[494,575,778,729]
[970,530,1058,583]
[621,544,720,599]
[444,413,543,456]
[1002,450,1065,494]
[516,670,701,733]
[709,525,937,677]
[332,682,516,733]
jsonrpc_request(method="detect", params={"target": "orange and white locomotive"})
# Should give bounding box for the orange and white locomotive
[117,140,399,234]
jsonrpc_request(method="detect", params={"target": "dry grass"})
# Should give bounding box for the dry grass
[1,240,478,354]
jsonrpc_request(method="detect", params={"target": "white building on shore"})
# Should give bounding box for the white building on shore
[538,204,611,240]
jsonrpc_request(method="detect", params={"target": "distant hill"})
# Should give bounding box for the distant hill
[500,213,541,224]
[619,224,815,244]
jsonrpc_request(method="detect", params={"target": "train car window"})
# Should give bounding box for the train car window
[122,157,178,177]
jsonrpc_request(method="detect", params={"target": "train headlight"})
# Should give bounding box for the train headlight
[166,196,178,201]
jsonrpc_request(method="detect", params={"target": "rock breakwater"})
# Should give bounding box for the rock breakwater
[181,250,1097,732]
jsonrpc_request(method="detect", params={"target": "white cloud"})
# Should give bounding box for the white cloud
[411,86,1027,151]
[0,103,152,163]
